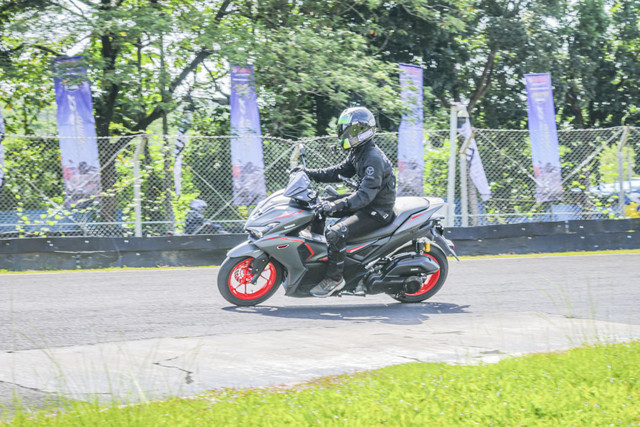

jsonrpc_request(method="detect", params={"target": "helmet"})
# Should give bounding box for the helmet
[337,107,376,150]
[190,199,207,211]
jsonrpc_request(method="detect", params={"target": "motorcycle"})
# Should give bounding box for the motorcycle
[217,149,458,307]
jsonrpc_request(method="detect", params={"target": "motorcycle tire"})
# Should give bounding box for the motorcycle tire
[391,246,448,303]
[218,256,283,306]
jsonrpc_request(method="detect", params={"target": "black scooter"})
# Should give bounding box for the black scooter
[217,151,458,307]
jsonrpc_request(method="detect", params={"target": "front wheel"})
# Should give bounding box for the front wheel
[392,246,449,303]
[218,256,283,306]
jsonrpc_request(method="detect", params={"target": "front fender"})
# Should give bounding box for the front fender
[227,241,264,259]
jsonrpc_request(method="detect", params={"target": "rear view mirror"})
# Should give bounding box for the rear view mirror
[324,185,340,197]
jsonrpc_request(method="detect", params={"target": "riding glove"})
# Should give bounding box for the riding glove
[320,199,347,215]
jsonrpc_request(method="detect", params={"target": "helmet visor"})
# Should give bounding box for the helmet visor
[337,123,348,138]
[338,122,352,149]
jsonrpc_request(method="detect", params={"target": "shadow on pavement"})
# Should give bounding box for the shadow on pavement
[222,302,470,325]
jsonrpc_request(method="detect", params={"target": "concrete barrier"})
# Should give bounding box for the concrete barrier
[0,234,247,271]
[446,218,640,256]
[0,219,638,271]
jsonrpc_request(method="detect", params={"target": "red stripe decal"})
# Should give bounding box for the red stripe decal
[272,210,304,220]
[347,243,370,253]
[267,236,304,244]
[408,211,427,223]
[305,244,314,260]
[267,236,314,260]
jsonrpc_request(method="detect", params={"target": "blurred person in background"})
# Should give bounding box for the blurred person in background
[185,199,208,234]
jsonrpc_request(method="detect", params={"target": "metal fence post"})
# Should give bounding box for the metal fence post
[446,104,459,227]
[618,126,630,218]
[459,151,468,227]
[628,145,633,191]
[133,135,147,237]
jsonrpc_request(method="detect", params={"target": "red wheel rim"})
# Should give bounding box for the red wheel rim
[228,258,277,301]
[405,254,440,297]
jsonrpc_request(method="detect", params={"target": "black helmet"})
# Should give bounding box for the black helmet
[337,107,376,150]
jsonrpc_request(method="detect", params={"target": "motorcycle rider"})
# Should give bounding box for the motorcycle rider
[299,106,397,297]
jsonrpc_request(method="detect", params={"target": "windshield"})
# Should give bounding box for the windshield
[284,171,315,202]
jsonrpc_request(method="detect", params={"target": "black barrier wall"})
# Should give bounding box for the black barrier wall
[445,218,640,256]
[0,219,639,271]
[0,234,247,271]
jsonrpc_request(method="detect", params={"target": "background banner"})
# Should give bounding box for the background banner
[397,63,424,196]
[230,65,267,205]
[524,73,563,202]
[174,99,194,197]
[458,112,491,201]
[54,56,101,209]
[0,108,5,190]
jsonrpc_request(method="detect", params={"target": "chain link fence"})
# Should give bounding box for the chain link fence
[467,127,640,226]
[0,128,638,238]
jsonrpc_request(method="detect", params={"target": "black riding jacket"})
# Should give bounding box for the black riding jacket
[306,139,396,222]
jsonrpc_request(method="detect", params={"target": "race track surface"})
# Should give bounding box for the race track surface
[1,253,639,410]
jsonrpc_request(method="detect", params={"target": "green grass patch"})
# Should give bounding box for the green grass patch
[460,248,640,260]
[6,341,640,425]
[0,265,220,275]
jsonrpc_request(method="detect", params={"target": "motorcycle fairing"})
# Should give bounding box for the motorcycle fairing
[253,236,309,295]
[227,241,264,259]
[345,197,443,244]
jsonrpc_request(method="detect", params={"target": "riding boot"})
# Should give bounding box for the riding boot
[311,248,346,297]
[326,247,346,280]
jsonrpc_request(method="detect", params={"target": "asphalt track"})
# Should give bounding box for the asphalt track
[1,253,640,411]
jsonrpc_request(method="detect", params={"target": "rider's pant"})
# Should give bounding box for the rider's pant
[324,210,384,281]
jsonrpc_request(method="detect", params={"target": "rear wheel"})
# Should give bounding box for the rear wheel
[218,256,283,306]
[392,246,448,303]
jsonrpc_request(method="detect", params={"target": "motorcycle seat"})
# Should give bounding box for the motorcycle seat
[347,197,431,244]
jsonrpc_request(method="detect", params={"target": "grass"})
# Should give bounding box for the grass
[0,265,220,274]
[461,248,640,259]
[5,341,639,426]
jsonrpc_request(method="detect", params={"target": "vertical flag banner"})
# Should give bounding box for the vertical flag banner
[397,63,424,196]
[174,101,194,196]
[458,112,491,201]
[54,57,101,209]
[524,73,563,202]
[230,65,267,205]
[0,108,5,190]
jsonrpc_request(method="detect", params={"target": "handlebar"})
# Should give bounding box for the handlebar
[324,185,340,198]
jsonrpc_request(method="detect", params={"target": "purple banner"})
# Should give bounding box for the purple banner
[230,65,266,205]
[525,73,563,202]
[397,64,424,196]
[54,57,101,209]
[0,108,5,190]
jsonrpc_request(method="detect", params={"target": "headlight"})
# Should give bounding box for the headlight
[246,222,279,239]
[246,227,263,239]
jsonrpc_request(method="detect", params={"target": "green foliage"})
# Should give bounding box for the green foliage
[3,0,640,229]
[8,341,640,425]
[599,144,636,184]
[423,133,449,197]
[2,0,640,136]
[0,136,63,210]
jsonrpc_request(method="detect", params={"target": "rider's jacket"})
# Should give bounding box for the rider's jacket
[306,139,396,222]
